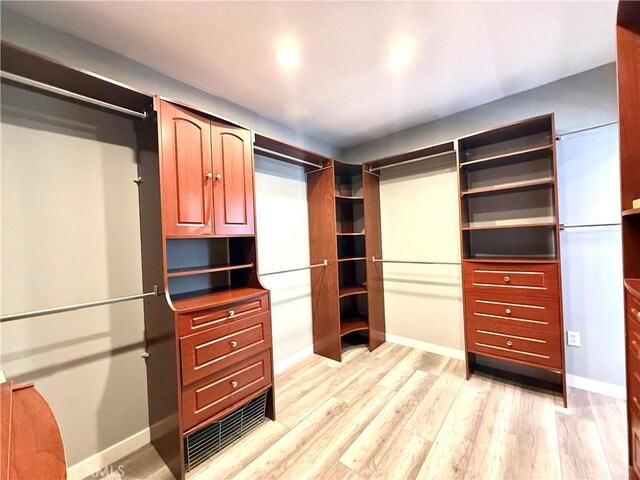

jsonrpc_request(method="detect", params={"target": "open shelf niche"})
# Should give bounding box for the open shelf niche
[166,237,257,301]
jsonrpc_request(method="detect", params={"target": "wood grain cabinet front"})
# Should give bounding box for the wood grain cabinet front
[177,293,269,337]
[211,123,255,236]
[463,262,559,297]
[159,101,214,237]
[632,410,640,480]
[466,322,562,369]
[181,349,272,431]
[628,345,640,418]
[464,292,560,333]
[180,311,272,386]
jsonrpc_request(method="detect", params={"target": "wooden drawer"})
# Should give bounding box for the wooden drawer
[627,289,640,325]
[181,311,271,386]
[628,346,640,418]
[465,292,560,333]
[178,293,269,337]
[466,322,562,369]
[182,349,272,431]
[463,262,559,297]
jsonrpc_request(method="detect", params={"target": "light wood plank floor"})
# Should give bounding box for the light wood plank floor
[97,343,628,480]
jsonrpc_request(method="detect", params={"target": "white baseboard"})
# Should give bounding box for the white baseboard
[566,374,626,399]
[385,334,465,360]
[274,345,314,374]
[67,428,150,480]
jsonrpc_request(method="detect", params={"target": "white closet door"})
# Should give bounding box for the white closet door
[557,124,625,389]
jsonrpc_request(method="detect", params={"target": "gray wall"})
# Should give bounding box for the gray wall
[341,63,617,162]
[0,7,337,158]
[1,83,149,466]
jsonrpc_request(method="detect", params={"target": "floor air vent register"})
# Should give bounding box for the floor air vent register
[184,392,268,471]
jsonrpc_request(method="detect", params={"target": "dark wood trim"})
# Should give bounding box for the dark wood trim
[1,41,153,115]
[253,133,333,170]
[364,141,455,171]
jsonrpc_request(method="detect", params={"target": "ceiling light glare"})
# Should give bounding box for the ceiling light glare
[276,41,300,71]
[388,38,414,72]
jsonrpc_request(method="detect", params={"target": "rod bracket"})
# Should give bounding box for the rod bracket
[153,285,159,296]
[323,259,328,267]
[133,177,143,184]
[141,352,150,359]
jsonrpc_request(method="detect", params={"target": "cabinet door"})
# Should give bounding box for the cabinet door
[159,101,214,237]
[211,123,255,235]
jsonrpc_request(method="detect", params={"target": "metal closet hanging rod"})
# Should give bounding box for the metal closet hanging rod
[555,121,618,140]
[370,149,457,172]
[560,222,621,230]
[253,146,324,169]
[0,286,161,323]
[0,71,148,120]
[259,259,328,276]
[371,257,461,265]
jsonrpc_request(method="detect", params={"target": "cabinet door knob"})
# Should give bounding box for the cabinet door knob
[230,341,238,348]
[504,276,510,283]
[229,310,235,317]
[505,308,512,315]
[634,308,640,321]
[506,340,513,347]
[231,381,238,388]
[215,173,222,181]
[206,172,213,179]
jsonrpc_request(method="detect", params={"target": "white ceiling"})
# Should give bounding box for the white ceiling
[6,1,617,148]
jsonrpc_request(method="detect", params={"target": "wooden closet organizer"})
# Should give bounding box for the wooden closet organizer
[307,160,385,361]
[1,42,276,480]
[616,3,640,479]
[456,113,567,405]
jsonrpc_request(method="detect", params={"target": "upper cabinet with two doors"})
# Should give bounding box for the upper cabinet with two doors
[158,100,255,237]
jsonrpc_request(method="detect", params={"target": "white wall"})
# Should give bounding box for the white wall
[557,125,625,387]
[379,154,464,357]
[1,84,149,466]
[253,156,314,370]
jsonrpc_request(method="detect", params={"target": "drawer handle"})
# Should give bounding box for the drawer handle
[506,340,513,347]
[633,308,640,321]
[634,397,640,413]
[215,173,222,181]
[231,381,238,388]
[230,340,238,348]
[228,310,235,317]
[504,276,510,283]
[205,172,213,179]
[505,308,512,315]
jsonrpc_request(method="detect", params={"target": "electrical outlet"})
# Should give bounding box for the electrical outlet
[567,330,581,347]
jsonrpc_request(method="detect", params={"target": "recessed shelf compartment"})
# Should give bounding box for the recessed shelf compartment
[166,237,256,300]
[337,234,366,259]
[459,115,553,165]
[339,286,367,298]
[336,197,364,234]
[623,208,640,217]
[338,259,367,298]
[462,184,556,229]
[463,225,557,260]
[339,294,368,337]
[340,317,369,336]
[335,163,363,197]
[461,178,555,197]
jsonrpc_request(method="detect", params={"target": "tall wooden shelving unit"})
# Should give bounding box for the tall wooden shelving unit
[617,3,640,479]
[307,160,385,361]
[457,113,567,405]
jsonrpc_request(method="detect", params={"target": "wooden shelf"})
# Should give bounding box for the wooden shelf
[340,317,369,336]
[338,257,366,262]
[625,278,640,300]
[339,285,367,298]
[336,195,364,201]
[167,263,254,278]
[461,178,554,197]
[623,208,640,217]
[170,287,266,313]
[462,222,556,231]
[337,232,365,236]
[463,257,558,264]
[460,144,553,168]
